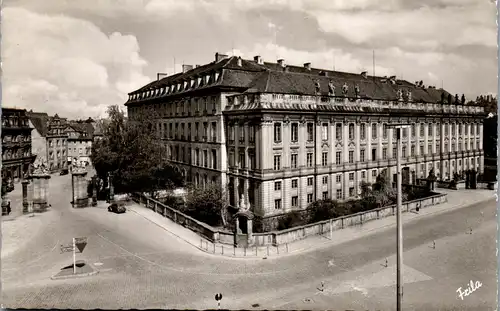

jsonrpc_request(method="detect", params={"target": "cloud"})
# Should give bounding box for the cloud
[2,7,149,119]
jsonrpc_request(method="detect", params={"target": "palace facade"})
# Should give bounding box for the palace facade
[125,53,486,228]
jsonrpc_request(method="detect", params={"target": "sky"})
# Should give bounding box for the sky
[2,0,497,119]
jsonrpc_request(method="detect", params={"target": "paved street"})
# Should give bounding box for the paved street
[1,174,496,310]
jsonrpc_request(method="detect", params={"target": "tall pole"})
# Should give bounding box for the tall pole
[396,128,403,310]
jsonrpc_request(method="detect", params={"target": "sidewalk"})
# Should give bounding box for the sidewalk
[128,189,496,259]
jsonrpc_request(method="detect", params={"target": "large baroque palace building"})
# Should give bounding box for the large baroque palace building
[125,53,486,228]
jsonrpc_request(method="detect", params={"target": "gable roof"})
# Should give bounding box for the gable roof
[28,111,49,136]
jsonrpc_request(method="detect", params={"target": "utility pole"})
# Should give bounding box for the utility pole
[396,126,403,311]
[388,124,410,311]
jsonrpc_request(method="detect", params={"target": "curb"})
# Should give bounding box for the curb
[50,266,99,280]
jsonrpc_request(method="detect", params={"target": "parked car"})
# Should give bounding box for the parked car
[108,203,126,214]
[60,169,69,176]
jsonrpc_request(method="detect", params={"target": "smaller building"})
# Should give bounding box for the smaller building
[66,121,93,167]
[46,114,68,172]
[28,111,49,166]
[2,108,36,181]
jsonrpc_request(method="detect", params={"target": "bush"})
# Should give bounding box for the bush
[277,211,305,230]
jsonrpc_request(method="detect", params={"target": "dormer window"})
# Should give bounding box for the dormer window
[184,81,188,89]
[191,79,195,87]
[197,77,202,86]
[215,72,220,81]
[205,75,210,84]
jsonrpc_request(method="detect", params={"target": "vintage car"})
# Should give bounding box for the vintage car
[108,203,126,214]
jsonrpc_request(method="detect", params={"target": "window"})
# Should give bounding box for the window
[349,123,355,140]
[322,152,328,166]
[291,123,298,142]
[336,151,342,164]
[307,153,313,167]
[349,187,355,197]
[420,145,424,155]
[274,155,281,170]
[348,150,354,163]
[307,123,314,141]
[421,163,425,171]
[307,193,314,203]
[307,177,314,186]
[274,123,282,142]
[411,124,415,136]
[336,189,342,199]
[291,179,298,188]
[402,146,407,157]
[452,124,456,136]
[372,148,376,161]
[274,199,282,209]
[336,123,342,140]
[372,169,377,177]
[248,125,254,143]
[322,176,328,184]
[471,124,475,135]
[291,196,298,207]
[445,124,449,136]
[383,123,388,138]
[459,124,462,135]
[291,154,298,169]
[372,123,377,139]
[361,171,366,179]
[437,125,441,136]
[476,124,480,136]
[392,147,397,158]
[360,123,366,140]
[336,174,342,183]
[274,181,281,191]
[403,128,408,138]
[382,147,387,160]
[322,192,328,200]
[360,149,365,162]
[322,123,328,141]
[349,172,354,180]
[239,153,244,168]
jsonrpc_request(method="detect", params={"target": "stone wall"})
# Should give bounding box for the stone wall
[133,191,447,247]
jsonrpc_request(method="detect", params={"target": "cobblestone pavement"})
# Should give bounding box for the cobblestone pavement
[1,174,496,310]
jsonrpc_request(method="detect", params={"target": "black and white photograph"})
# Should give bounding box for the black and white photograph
[1,0,498,310]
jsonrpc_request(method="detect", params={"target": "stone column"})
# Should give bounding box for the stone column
[72,171,89,208]
[22,180,29,213]
[31,173,51,212]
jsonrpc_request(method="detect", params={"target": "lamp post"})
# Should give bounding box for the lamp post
[388,123,410,311]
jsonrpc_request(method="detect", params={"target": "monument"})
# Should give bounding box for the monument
[71,163,89,208]
[30,161,51,212]
[233,194,254,247]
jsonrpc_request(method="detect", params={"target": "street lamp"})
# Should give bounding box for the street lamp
[388,123,410,311]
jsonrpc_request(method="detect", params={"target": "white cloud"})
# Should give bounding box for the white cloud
[2,7,149,119]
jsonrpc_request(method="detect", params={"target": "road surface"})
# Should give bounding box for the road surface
[1,174,496,310]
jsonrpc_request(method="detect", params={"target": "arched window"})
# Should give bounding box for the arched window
[348,123,355,140]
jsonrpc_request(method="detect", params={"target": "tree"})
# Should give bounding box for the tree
[182,182,230,227]
[90,105,183,196]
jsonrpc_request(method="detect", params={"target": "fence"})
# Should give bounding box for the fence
[132,191,447,252]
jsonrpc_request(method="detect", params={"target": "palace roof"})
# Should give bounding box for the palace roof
[127,53,458,104]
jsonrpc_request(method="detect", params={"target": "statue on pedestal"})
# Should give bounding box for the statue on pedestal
[238,194,250,212]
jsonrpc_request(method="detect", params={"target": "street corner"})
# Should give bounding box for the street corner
[50,260,99,280]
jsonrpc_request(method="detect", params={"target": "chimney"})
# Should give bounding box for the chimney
[237,56,242,67]
[182,64,193,73]
[319,71,328,77]
[195,65,200,68]
[215,52,229,62]
[304,63,311,70]
[361,71,367,78]
[277,59,285,67]
[254,55,263,64]
[389,75,396,81]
